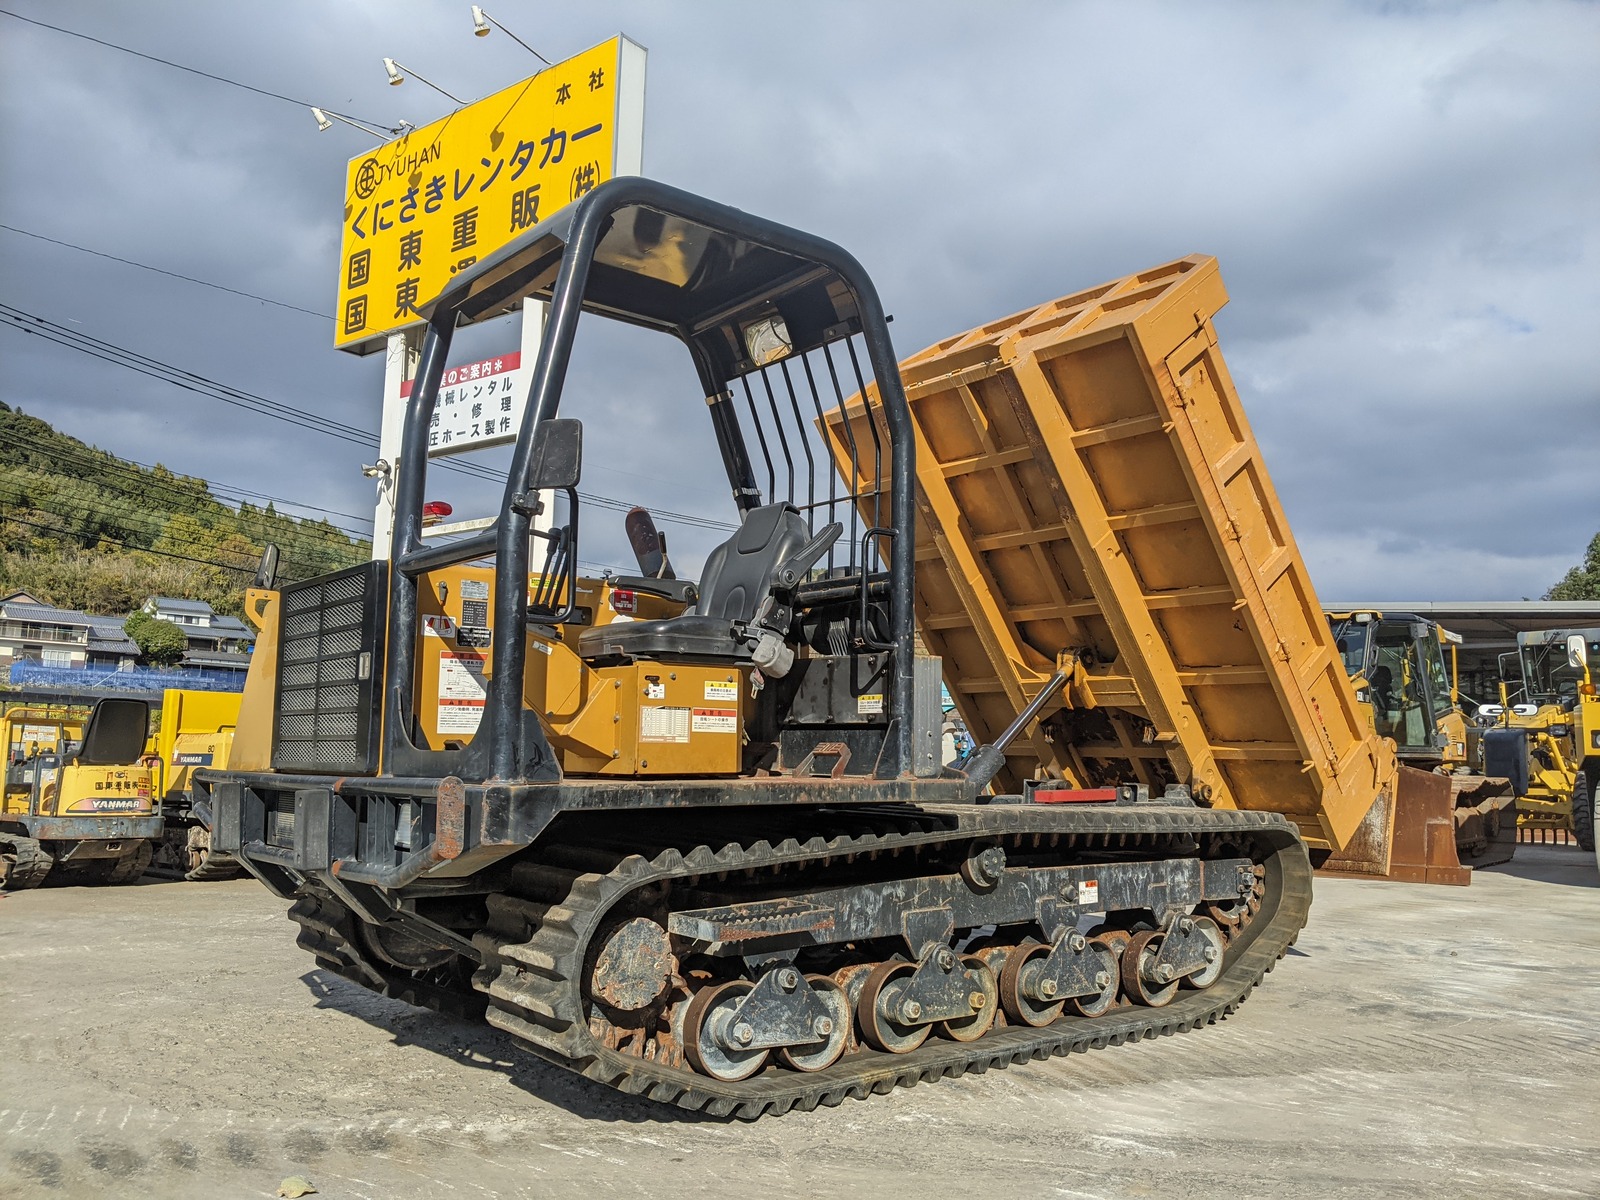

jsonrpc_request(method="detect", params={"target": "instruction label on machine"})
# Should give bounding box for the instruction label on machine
[640,706,691,743]
[1079,879,1100,908]
[856,693,884,715]
[704,681,738,702]
[437,651,487,734]
[691,708,737,734]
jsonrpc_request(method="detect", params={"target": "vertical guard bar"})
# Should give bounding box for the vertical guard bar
[483,193,605,782]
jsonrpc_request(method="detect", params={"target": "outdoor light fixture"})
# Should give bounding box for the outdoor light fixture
[468,6,552,65]
[310,105,402,140]
[382,57,465,105]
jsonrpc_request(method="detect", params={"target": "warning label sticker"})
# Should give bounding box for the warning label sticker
[691,708,737,734]
[704,681,738,702]
[460,579,489,601]
[1080,879,1100,908]
[437,651,486,734]
[422,614,457,639]
[857,693,884,715]
[640,706,690,743]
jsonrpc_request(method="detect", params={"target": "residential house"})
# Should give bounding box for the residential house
[0,592,144,673]
[0,591,92,670]
[141,595,254,673]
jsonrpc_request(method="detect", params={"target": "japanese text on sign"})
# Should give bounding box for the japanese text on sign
[336,35,645,351]
[400,351,526,456]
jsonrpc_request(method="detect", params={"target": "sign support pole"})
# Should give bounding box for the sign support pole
[518,297,553,538]
[372,326,422,560]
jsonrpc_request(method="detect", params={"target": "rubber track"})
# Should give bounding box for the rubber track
[473,804,1311,1119]
[102,839,155,885]
[184,849,244,882]
[0,835,53,890]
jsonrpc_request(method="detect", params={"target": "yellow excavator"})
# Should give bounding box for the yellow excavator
[144,688,244,880]
[1,697,160,888]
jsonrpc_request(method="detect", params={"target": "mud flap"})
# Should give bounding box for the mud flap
[1318,765,1471,887]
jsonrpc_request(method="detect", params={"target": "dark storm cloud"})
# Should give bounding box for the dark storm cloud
[2,0,1595,594]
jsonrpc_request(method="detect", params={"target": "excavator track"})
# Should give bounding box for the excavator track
[0,835,53,891]
[185,850,245,882]
[288,802,1309,1119]
[183,827,244,882]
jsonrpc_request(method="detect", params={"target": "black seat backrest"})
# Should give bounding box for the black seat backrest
[694,502,811,623]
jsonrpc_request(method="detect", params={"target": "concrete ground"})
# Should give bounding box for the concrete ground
[1,846,1595,1200]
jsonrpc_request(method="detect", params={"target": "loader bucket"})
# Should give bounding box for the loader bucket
[1319,765,1471,886]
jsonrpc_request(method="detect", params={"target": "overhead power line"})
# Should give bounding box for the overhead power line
[6,424,374,528]
[0,304,377,447]
[0,303,739,533]
[2,478,363,580]
[0,8,400,133]
[5,429,374,539]
[0,224,333,321]
[1,509,254,576]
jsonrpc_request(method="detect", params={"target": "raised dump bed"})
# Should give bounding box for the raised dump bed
[824,255,1386,854]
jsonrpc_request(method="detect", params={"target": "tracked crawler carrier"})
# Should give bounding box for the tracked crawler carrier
[203,180,1318,1117]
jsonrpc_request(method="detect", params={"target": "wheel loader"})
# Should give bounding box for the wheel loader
[1,698,161,888]
[1483,627,1600,853]
[198,179,1427,1117]
[1324,610,1517,868]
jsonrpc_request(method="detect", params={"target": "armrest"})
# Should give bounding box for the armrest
[609,576,699,606]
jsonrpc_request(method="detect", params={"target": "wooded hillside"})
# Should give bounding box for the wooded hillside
[0,401,369,616]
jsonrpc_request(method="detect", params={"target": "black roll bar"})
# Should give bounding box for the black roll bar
[380,177,919,781]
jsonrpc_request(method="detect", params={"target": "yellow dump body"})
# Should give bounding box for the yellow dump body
[825,255,1387,853]
[155,689,243,800]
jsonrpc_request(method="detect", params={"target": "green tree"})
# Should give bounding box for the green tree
[1545,532,1600,601]
[124,610,189,666]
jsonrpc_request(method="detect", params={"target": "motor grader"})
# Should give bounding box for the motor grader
[1,698,160,888]
[197,179,1413,1116]
[1483,627,1599,854]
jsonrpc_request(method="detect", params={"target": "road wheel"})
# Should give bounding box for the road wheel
[1572,772,1595,854]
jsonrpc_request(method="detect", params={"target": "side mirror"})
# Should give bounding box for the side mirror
[1567,633,1588,670]
[254,543,280,589]
[527,419,582,490]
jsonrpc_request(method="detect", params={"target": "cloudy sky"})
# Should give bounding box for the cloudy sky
[1,0,1595,599]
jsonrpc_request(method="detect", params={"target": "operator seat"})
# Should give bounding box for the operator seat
[576,502,816,666]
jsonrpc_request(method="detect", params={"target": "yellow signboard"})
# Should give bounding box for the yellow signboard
[335,35,645,352]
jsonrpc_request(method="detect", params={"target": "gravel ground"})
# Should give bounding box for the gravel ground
[1,845,1596,1200]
